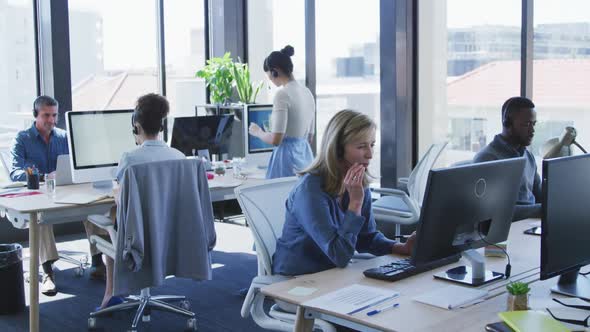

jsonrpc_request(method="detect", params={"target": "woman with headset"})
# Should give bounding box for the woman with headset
[272,110,416,276]
[248,45,316,179]
[97,93,185,310]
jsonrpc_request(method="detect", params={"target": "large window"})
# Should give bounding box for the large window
[0,0,37,156]
[532,0,590,157]
[163,0,206,118]
[316,0,381,177]
[419,0,521,166]
[247,0,306,105]
[69,0,158,110]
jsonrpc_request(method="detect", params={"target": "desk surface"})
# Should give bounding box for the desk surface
[0,183,114,213]
[262,220,542,332]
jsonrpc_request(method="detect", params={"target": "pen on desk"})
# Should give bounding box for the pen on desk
[366,303,400,316]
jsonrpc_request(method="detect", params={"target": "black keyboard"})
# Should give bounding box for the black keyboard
[363,255,461,282]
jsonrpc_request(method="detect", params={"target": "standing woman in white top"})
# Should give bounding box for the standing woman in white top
[249,45,316,179]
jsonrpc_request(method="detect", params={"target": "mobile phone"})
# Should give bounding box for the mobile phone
[485,322,514,332]
[523,226,542,236]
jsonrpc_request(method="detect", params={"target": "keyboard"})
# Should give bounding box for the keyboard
[363,255,461,282]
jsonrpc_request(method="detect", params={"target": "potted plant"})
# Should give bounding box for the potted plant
[196,52,235,105]
[506,281,530,311]
[230,60,263,104]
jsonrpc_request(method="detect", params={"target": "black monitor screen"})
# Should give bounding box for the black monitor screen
[541,154,590,280]
[170,115,234,157]
[412,158,525,266]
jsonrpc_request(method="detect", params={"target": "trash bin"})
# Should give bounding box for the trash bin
[0,243,25,314]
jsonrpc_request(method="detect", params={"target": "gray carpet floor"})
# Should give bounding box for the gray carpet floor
[0,222,267,332]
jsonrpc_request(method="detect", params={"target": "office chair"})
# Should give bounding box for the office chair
[372,142,448,237]
[235,177,336,332]
[87,159,216,332]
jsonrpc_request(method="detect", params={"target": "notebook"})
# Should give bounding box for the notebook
[498,311,571,332]
[53,192,111,205]
[0,181,26,189]
[413,285,488,310]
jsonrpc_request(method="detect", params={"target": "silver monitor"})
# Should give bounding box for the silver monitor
[66,110,136,186]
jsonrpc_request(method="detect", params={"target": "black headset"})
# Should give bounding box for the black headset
[501,97,517,127]
[264,57,279,78]
[131,107,166,136]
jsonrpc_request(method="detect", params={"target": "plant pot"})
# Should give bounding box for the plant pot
[507,293,529,311]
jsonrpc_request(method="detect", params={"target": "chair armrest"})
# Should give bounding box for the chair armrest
[397,177,409,192]
[371,187,408,196]
[372,189,421,224]
[88,214,114,229]
[241,275,292,318]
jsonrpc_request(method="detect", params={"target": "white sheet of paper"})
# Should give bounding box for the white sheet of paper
[53,192,110,205]
[207,178,244,188]
[302,284,399,316]
[413,285,488,310]
[288,286,318,297]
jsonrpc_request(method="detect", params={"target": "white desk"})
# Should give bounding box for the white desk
[0,184,114,332]
[207,173,265,202]
[262,220,543,332]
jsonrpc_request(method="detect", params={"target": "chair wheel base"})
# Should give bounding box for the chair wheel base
[186,318,197,331]
[88,317,97,330]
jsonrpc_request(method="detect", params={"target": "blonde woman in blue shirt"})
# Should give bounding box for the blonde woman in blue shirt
[272,110,416,276]
[248,45,315,179]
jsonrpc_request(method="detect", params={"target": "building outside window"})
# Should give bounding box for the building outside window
[0,0,37,157]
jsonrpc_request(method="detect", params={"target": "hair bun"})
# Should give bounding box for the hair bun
[280,45,295,57]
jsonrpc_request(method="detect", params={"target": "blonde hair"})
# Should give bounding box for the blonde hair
[300,109,376,195]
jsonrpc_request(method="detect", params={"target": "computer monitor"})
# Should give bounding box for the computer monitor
[541,154,590,300]
[66,110,136,187]
[244,104,274,168]
[170,115,234,158]
[413,158,525,286]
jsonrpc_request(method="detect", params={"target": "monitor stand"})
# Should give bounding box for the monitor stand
[551,268,590,301]
[92,180,113,192]
[434,249,504,287]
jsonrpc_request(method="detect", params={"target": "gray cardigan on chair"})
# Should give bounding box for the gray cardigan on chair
[113,158,216,295]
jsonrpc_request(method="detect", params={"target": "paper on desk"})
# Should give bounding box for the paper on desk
[207,178,244,188]
[302,284,399,316]
[288,286,317,297]
[413,285,488,310]
[0,181,26,189]
[53,192,111,205]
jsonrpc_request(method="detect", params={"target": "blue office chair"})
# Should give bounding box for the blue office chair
[372,142,448,237]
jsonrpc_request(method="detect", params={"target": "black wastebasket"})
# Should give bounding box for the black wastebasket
[0,243,25,314]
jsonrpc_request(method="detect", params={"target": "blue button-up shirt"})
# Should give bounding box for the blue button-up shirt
[272,173,397,276]
[10,123,69,181]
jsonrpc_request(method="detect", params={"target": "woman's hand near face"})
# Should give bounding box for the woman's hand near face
[344,163,366,215]
[249,122,263,137]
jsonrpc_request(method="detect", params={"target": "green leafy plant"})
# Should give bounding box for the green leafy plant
[506,281,530,295]
[231,60,263,104]
[196,52,235,104]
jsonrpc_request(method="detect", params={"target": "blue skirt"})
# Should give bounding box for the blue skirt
[266,137,313,179]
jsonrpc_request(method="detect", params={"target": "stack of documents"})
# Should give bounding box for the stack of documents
[54,192,111,205]
[302,284,399,316]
